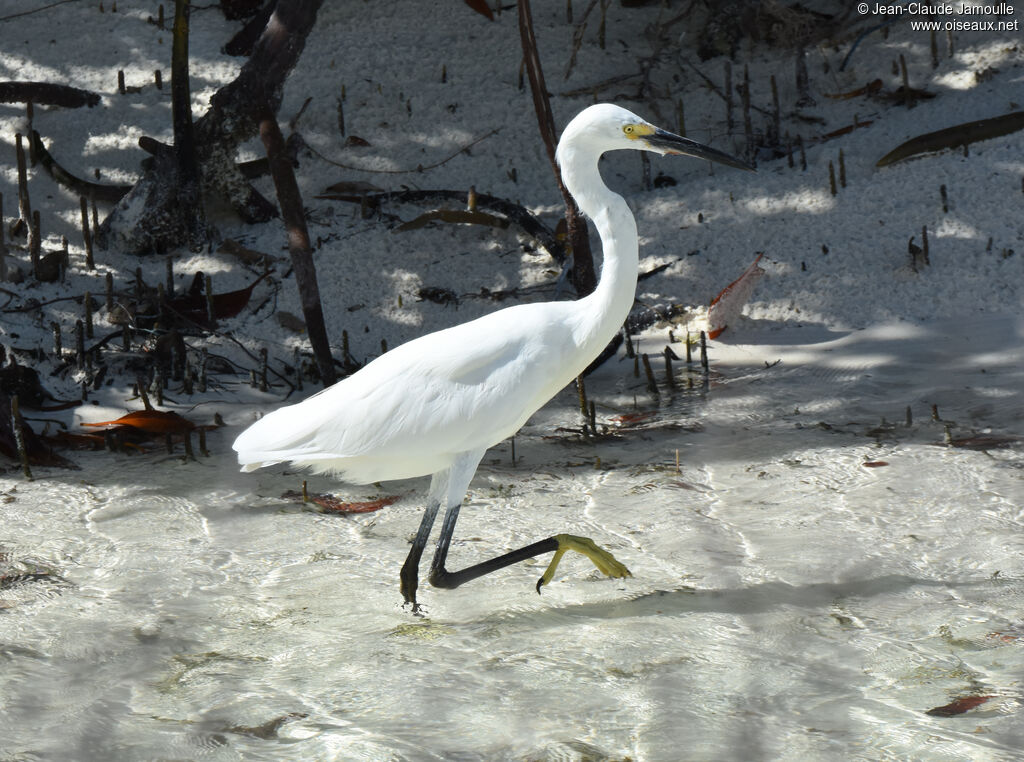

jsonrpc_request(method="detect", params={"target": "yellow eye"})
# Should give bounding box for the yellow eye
[623,125,635,135]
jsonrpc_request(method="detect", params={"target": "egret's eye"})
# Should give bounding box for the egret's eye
[623,125,635,135]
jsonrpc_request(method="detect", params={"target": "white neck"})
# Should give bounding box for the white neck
[558,144,640,362]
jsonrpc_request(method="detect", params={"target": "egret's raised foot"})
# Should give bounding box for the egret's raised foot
[535,534,632,593]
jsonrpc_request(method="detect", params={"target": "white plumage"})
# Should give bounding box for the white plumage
[233,103,751,606]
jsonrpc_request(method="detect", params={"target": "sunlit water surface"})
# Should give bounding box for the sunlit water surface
[2,317,1022,761]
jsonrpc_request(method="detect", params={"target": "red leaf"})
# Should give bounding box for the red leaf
[925,695,994,717]
[166,271,269,324]
[609,411,657,426]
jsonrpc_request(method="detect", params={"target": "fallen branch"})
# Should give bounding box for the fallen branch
[223,1,277,56]
[31,131,131,203]
[394,209,509,233]
[0,81,100,108]
[316,188,567,264]
[260,104,336,386]
[171,0,206,250]
[305,129,499,175]
[518,0,595,295]
[877,111,1024,166]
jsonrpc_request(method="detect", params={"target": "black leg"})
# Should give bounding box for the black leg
[429,512,632,593]
[430,533,560,590]
[399,496,440,609]
[404,451,629,604]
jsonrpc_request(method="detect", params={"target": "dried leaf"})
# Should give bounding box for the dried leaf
[987,626,1024,643]
[609,411,658,426]
[463,0,494,21]
[862,460,889,468]
[322,180,384,195]
[42,431,106,450]
[218,238,280,266]
[281,490,398,514]
[821,120,874,140]
[823,79,883,100]
[80,410,196,434]
[708,253,766,339]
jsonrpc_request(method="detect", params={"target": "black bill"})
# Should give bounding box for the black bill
[647,128,755,171]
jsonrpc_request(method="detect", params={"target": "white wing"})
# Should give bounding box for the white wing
[233,300,580,483]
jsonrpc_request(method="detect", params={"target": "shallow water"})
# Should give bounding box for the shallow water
[2,316,1022,761]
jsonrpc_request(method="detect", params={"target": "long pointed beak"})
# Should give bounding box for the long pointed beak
[646,128,755,172]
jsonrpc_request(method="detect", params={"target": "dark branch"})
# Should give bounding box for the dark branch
[517,0,595,295]
[171,0,206,249]
[31,131,131,203]
[259,105,336,387]
[316,188,567,265]
[0,81,100,108]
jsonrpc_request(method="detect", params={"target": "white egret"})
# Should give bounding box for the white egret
[233,104,752,609]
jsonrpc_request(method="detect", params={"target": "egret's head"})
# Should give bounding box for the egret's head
[558,103,753,172]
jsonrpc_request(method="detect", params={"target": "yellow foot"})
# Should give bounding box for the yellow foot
[536,534,632,593]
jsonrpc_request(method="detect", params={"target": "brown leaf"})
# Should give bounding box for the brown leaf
[322,180,383,195]
[862,460,889,468]
[463,0,494,21]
